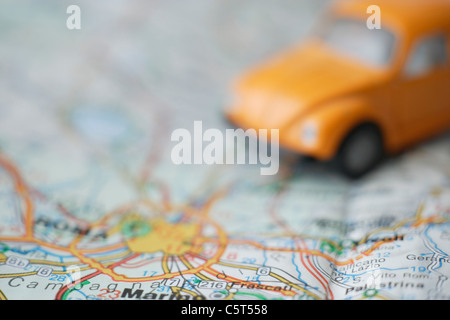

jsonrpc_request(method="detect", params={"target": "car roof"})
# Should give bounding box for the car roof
[331,0,450,35]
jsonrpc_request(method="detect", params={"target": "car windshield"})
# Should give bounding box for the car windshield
[319,18,396,68]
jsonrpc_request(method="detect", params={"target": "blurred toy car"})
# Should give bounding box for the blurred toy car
[225,0,450,177]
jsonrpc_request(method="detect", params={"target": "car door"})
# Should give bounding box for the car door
[397,32,450,145]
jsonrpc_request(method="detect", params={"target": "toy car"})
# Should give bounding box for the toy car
[225,0,450,178]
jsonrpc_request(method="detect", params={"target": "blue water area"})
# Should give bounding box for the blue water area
[70,106,133,146]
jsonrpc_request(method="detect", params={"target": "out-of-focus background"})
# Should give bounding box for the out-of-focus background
[1,0,450,300]
[1,0,449,210]
[1,0,339,210]
[0,0,328,130]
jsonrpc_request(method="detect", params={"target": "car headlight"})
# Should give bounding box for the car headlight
[301,121,318,145]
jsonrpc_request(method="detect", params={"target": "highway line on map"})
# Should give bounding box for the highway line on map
[0,154,34,239]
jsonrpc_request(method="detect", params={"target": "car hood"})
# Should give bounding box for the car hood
[235,41,386,128]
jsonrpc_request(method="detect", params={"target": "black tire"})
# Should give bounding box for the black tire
[335,124,384,178]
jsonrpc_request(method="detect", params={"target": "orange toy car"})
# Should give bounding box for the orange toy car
[225,0,450,177]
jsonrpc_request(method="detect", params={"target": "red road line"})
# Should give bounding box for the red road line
[0,154,34,239]
[297,238,333,299]
[55,270,101,300]
[268,189,332,299]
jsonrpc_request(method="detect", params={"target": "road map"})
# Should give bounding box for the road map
[1,0,450,300]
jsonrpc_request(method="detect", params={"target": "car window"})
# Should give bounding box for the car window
[319,18,396,68]
[404,34,448,78]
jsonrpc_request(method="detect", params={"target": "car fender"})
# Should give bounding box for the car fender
[297,96,385,160]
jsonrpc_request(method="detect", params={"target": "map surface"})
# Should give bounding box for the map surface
[1,0,450,300]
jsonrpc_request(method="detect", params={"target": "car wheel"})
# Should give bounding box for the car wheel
[335,124,384,178]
